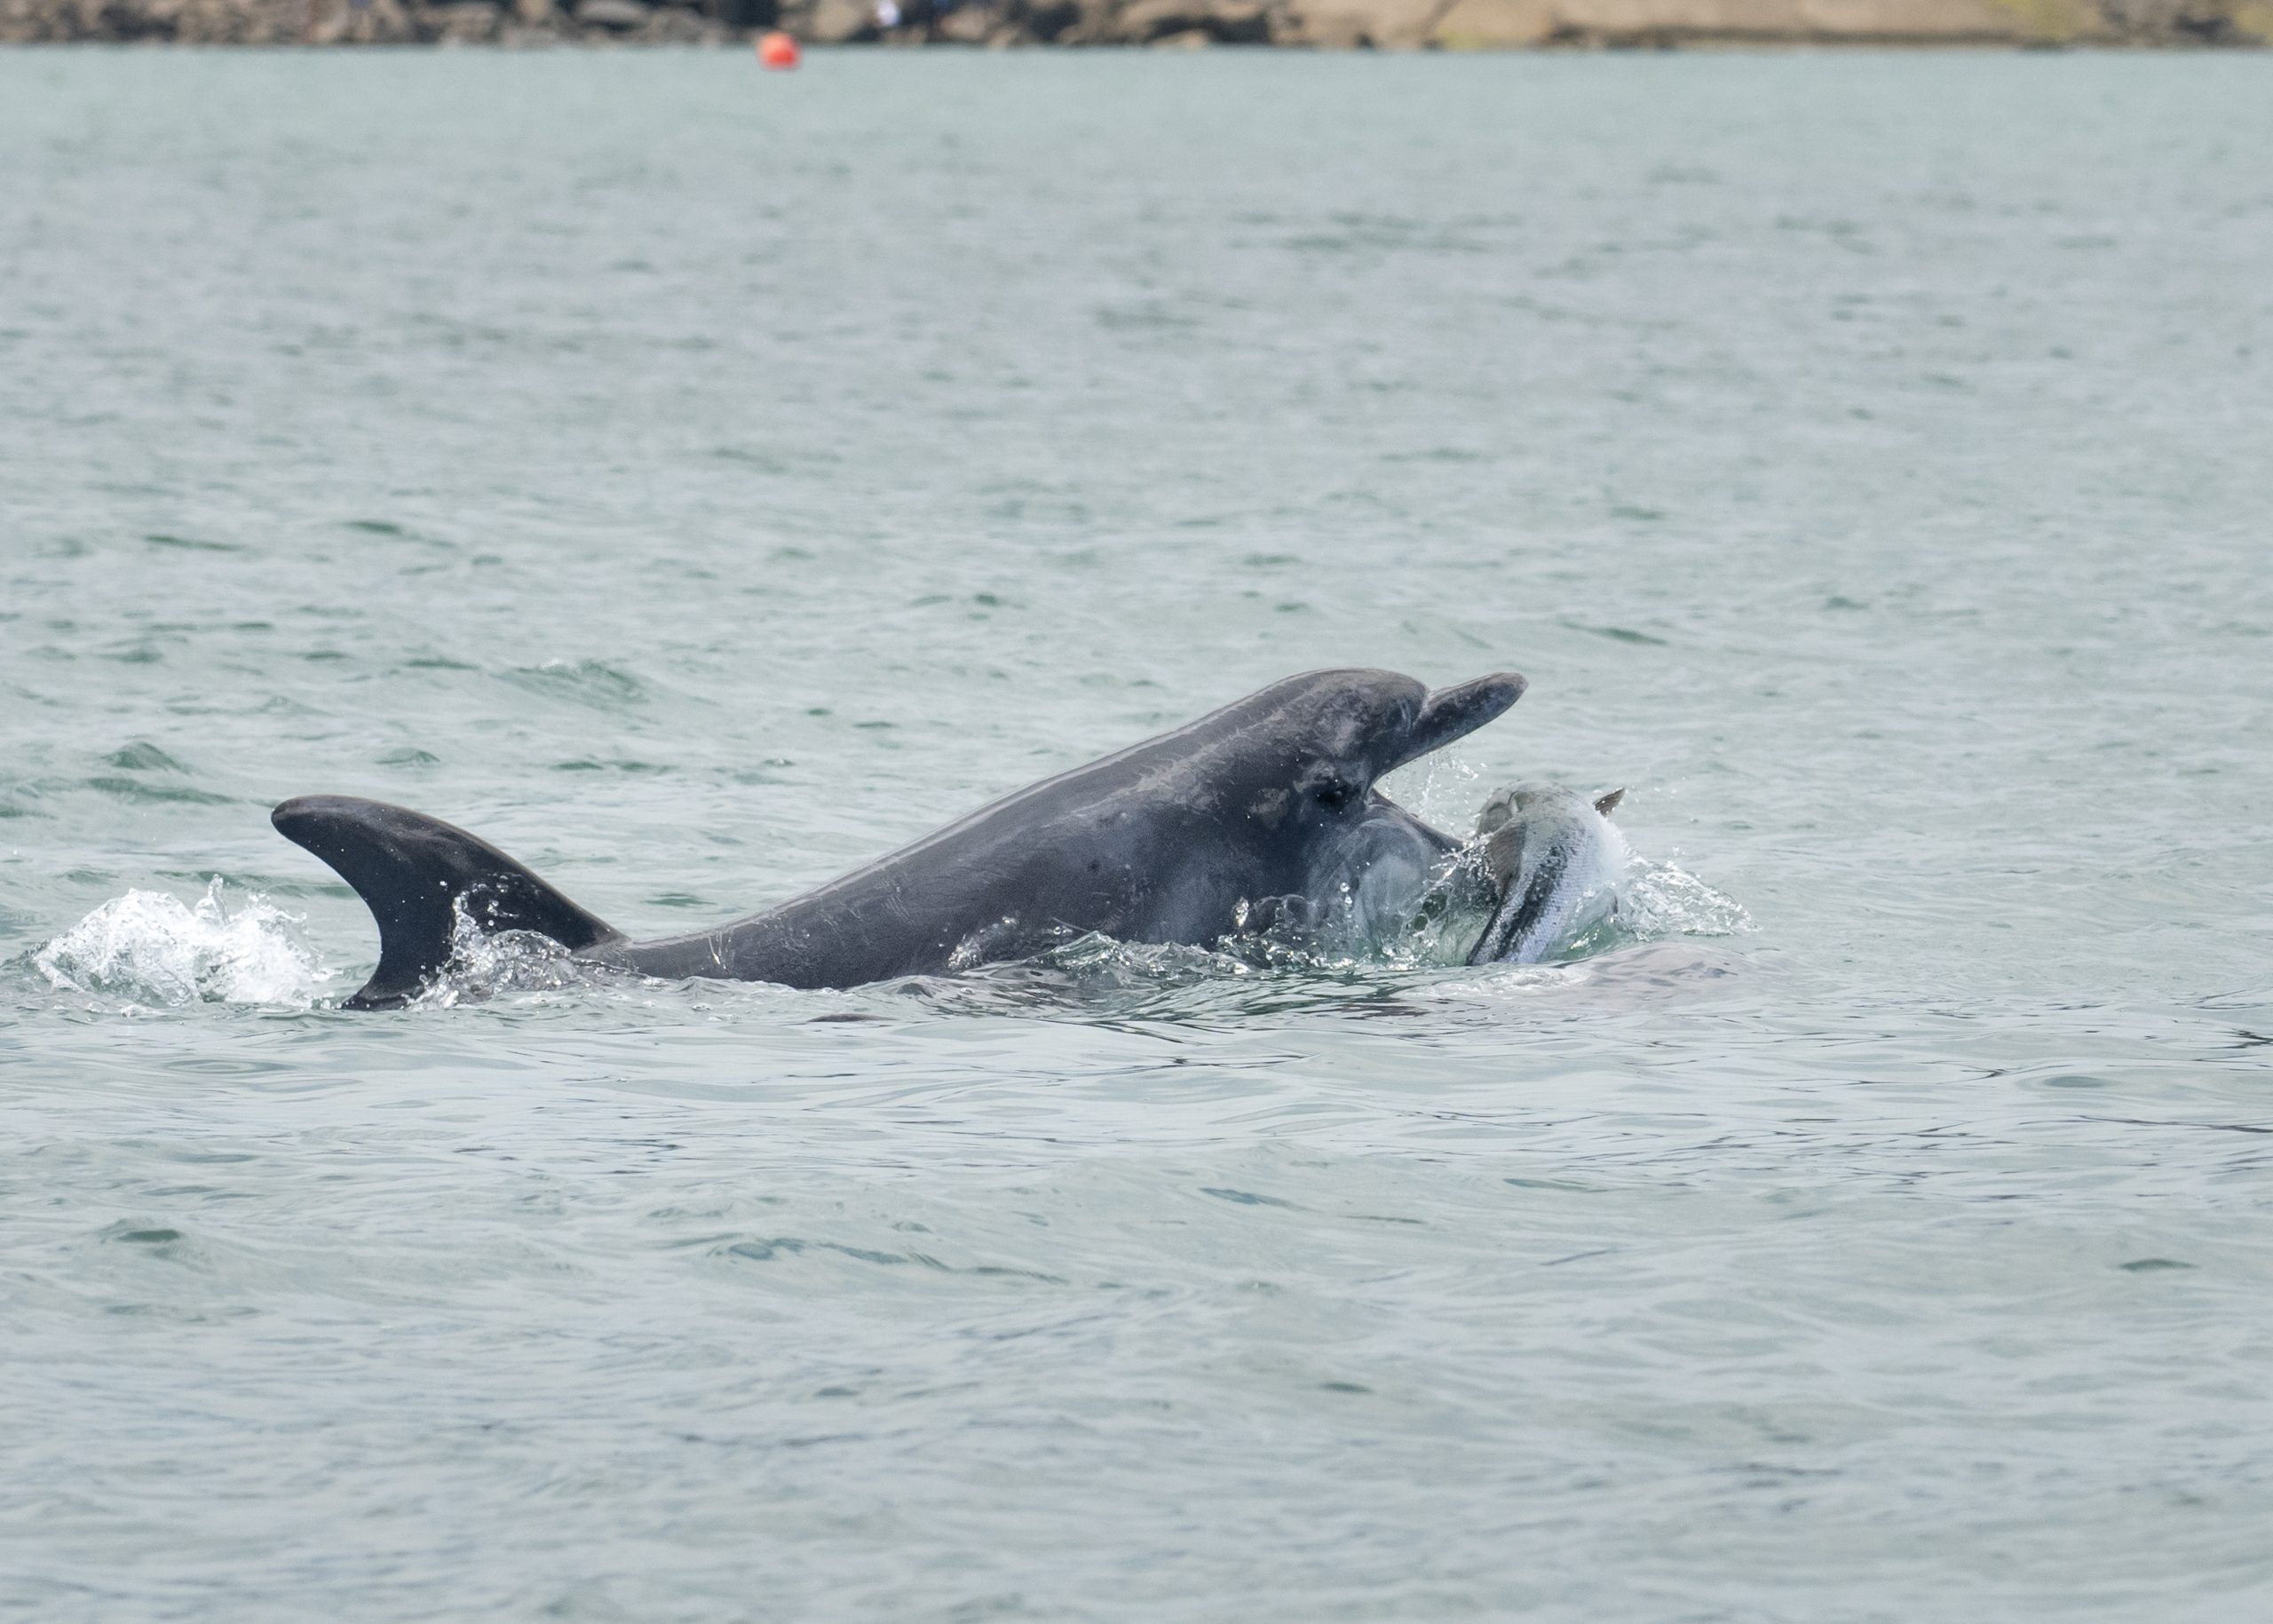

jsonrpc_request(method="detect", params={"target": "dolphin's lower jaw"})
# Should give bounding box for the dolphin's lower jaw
[272,669,1525,1008]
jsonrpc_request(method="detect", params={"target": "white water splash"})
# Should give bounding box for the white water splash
[35,879,336,1010]
[1382,749,1487,834]
[1620,855,1754,940]
[407,899,583,1008]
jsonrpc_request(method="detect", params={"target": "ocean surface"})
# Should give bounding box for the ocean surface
[4,47,2271,1621]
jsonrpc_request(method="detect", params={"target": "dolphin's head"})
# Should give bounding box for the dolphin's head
[1223,669,1526,835]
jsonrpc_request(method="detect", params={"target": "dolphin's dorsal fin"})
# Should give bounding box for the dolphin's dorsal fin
[273,796,621,1009]
[1593,788,1626,818]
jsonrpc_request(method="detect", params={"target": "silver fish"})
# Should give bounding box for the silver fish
[1466,785,1628,965]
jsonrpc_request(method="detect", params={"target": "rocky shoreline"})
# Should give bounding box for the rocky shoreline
[3,0,2266,47]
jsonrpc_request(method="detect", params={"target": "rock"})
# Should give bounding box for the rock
[1476,0,2098,39]
[1113,0,1269,36]
[1006,0,1082,33]
[434,0,504,37]
[575,0,646,23]
[801,0,877,36]
[1430,0,1553,43]
[1028,0,1118,36]
[306,0,420,41]
[1277,0,1442,44]
[938,0,995,36]
[634,1,717,34]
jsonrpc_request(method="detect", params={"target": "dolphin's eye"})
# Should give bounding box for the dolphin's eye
[1297,760,1362,812]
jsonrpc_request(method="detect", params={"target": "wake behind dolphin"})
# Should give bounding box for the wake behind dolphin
[273,669,1526,1010]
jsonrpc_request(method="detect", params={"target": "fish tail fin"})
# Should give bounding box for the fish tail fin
[272,796,621,1009]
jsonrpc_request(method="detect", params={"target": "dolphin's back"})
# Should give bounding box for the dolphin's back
[616,721,1274,987]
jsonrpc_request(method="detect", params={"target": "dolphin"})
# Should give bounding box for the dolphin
[272,668,1525,1009]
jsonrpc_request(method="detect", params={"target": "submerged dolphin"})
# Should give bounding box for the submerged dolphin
[273,669,1525,1009]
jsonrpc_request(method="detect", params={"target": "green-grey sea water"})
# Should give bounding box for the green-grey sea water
[4,48,2271,1622]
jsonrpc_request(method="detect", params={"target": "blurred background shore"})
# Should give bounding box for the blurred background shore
[5,0,2269,49]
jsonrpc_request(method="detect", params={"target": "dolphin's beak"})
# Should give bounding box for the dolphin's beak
[1388,671,1526,771]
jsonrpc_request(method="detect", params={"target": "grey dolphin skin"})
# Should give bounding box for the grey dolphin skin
[273,669,1525,1009]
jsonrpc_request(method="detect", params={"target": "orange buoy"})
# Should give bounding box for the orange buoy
[756,30,800,68]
